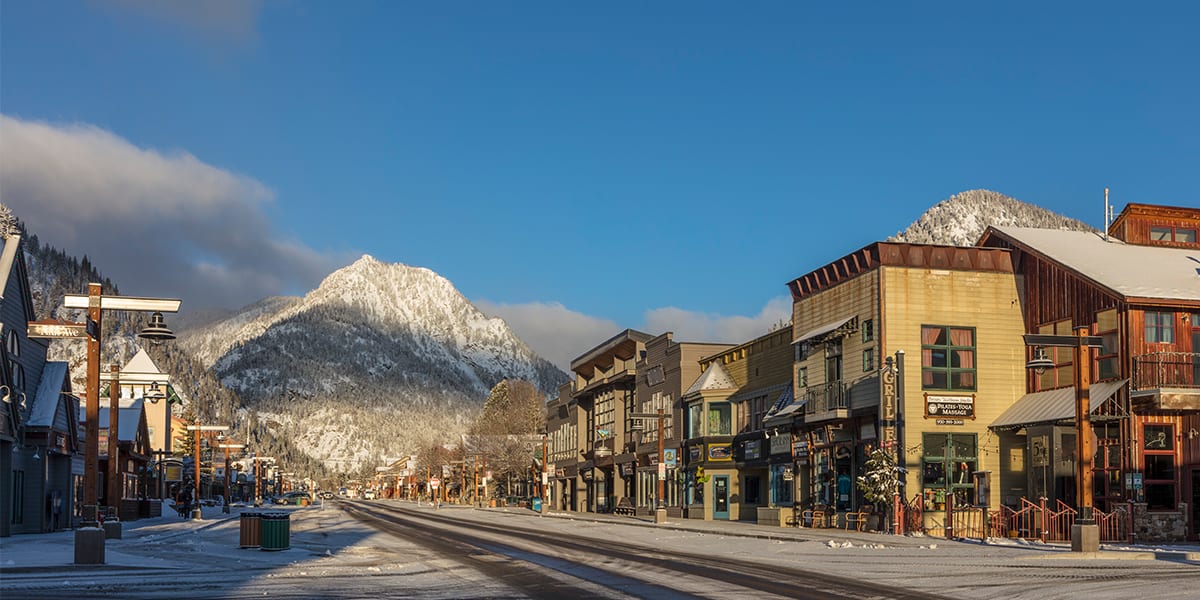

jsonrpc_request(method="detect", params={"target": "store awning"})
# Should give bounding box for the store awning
[990,379,1128,430]
[792,316,854,345]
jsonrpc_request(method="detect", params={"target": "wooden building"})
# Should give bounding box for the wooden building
[786,242,1026,530]
[2,233,80,536]
[981,203,1200,541]
[637,333,733,518]
[569,329,653,513]
[681,328,792,522]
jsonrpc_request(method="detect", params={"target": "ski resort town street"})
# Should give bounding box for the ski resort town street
[1,499,1196,600]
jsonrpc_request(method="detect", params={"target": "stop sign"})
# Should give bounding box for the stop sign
[430,477,440,489]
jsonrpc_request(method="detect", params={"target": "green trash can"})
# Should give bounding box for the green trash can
[260,511,291,551]
[239,511,262,548]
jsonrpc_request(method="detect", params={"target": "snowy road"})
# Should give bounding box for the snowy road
[1,501,1197,599]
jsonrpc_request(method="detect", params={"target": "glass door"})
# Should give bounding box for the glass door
[713,475,730,520]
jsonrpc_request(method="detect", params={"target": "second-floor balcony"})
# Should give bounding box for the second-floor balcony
[803,381,848,422]
[1131,352,1200,411]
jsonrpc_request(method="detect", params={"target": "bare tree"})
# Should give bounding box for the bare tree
[465,380,547,496]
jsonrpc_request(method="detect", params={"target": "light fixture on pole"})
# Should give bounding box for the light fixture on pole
[185,423,228,520]
[1024,329,1105,553]
[31,285,180,565]
[1025,347,1054,374]
[216,434,245,514]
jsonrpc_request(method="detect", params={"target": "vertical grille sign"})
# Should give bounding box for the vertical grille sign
[880,364,897,447]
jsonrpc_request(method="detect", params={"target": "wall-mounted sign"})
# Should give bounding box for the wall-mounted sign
[708,444,732,461]
[744,439,762,460]
[689,445,702,462]
[769,433,792,455]
[664,448,678,466]
[792,440,809,458]
[935,419,965,426]
[924,394,975,420]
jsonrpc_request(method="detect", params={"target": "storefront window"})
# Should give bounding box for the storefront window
[1143,424,1175,510]
[922,432,977,510]
[769,465,792,506]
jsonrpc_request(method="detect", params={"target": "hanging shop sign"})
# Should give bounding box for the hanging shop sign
[924,394,975,420]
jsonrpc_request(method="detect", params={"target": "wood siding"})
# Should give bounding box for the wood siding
[881,266,1027,510]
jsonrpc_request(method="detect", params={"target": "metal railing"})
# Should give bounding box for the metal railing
[895,495,1129,542]
[803,381,848,414]
[1132,352,1200,391]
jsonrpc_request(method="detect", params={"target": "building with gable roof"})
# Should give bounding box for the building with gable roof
[1,232,82,536]
[93,398,154,520]
[679,359,740,519]
[16,361,81,533]
[680,328,792,522]
[981,202,1200,541]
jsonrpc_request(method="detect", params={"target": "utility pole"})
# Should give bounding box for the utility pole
[632,409,668,523]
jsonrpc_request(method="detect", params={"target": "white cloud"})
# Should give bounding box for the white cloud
[475,300,620,373]
[643,296,793,344]
[0,114,349,311]
[476,296,793,374]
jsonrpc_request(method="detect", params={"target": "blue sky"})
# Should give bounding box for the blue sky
[3,1,1197,369]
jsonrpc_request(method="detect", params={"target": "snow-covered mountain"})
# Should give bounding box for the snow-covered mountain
[176,255,568,469]
[889,189,1096,246]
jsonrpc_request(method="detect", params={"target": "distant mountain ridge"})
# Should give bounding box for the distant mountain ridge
[888,189,1097,246]
[176,255,568,469]
[9,188,1098,473]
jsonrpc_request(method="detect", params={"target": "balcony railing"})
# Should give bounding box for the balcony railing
[1132,352,1200,391]
[803,381,848,414]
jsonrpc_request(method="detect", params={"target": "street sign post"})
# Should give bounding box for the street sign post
[27,319,90,339]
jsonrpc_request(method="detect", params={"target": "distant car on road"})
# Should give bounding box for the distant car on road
[274,491,312,506]
[362,489,377,500]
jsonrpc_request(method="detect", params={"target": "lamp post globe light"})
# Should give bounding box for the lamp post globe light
[33,283,181,565]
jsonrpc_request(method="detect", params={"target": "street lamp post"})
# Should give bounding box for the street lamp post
[251,456,275,506]
[633,409,668,523]
[185,422,227,519]
[216,435,245,514]
[1025,327,1105,553]
[31,284,179,564]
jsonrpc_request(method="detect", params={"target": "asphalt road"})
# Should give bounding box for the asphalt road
[2,501,1196,599]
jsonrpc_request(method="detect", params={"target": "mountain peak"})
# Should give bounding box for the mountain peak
[889,189,1096,247]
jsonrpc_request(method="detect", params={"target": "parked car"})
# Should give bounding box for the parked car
[362,489,377,500]
[274,491,312,506]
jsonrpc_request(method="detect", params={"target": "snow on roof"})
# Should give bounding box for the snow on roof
[28,361,70,427]
[683,361,737,396]
[992,227,1200,301]
[94,399,145,442]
